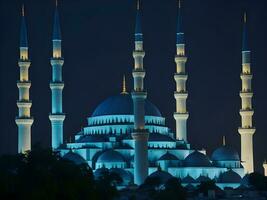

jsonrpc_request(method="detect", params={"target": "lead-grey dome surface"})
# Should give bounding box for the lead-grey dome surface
[92,94,162,117]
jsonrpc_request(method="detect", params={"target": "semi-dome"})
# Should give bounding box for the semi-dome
[110,168,133,185]
[97,149,125,163]
[158,152,179,161]
[94,166,109,180]
[211,146,240,161]
[196,175,211,182]
[63,151,87,165]
[92,94,162,117]
[184,151,212,167]
[218,170,241,183]
[148,169,173,184]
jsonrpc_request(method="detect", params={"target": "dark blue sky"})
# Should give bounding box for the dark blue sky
[0,0,267,173]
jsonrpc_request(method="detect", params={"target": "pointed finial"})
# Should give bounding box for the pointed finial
[121,75,128,94]
[22,4,25,16]
[56,0,58,7]
[137,0,140,10]
[223,136,226,146]
[244,12,247,23]
[178,0,181,9]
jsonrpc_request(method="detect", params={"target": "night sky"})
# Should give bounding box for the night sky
[0,0,267,173]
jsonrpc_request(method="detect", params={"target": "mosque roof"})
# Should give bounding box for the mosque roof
[92,94,162,117]
[76,134,108,143]
[182,175,196,183]
[240,174,250,187]
[218,170,242,183]
[211,145,240,161]
[184,151,212,167]
[149,133,175,142]
[110,168,133,185]
[63,151,87,165]
[196,175,211,182]
[97,149,125,163]
[148,169,173,184]
[158,152,179,161]
[94,166,109,180]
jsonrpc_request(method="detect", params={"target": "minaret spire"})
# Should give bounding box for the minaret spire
[238,13,255,174]
[173,0,189,142]
[131,0,149,185]
[16,5,34,153]
[49,1,65,149]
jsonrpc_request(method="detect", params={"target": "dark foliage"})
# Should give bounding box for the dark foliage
[249,172,267,191]
[196,180,220,196]
[0,148,120,200]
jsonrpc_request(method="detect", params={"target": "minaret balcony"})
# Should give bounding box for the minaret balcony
[132,70,145,78]
[174,74,188,80]
[173,112,189,120]
[17,101,32,108]
[18,60,31,67]
[174,92,188,99]
[239,91,253,98]
[133,51,145,58]
[15,117,34,125]
[50,58,64,66]
[240,74,252,80]
[238,127,256,135]
[50,82,64,89]
[17,81,31,88]
[239,109,254,116]
[175,56,187,62]
[131,91,147,99]
[131,131,149,141]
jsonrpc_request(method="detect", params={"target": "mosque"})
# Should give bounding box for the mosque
[15,1,259,189]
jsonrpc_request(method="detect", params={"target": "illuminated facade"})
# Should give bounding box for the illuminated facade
[59,2,246,189]
[15,2,250,189]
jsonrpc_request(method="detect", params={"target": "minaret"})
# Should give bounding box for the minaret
[238,13,255,174]
[131,0,149,185]
[49,1,65,149]
[263,161,267,176]
[15,5,34,153]
[173,0,189,141]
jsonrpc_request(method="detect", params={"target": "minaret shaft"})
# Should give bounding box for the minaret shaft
[15,9,33,153]
[238,17,255,173]
[49,7,65,150]
[173,4,188,142]
[131,3,149,185]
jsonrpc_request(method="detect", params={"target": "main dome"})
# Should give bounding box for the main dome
[92,94,162,117]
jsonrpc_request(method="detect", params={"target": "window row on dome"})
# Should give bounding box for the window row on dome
[87,115,165,126]
[83,125,169,135]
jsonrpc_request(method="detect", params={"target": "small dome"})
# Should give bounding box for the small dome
[182,175,196,183]
[184,151,212,167]
[196,175,211,182]
[76,135,108,143]
[218,170,241,183]
[110,168,133,185]
[94,167,109,180]
[63,151,87,165]
[211,146,240,161]
[158,152,179,161]
[97,150,125,163]
[148,169,173,184]
[149,133,175,142]
[92,94,162,117]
